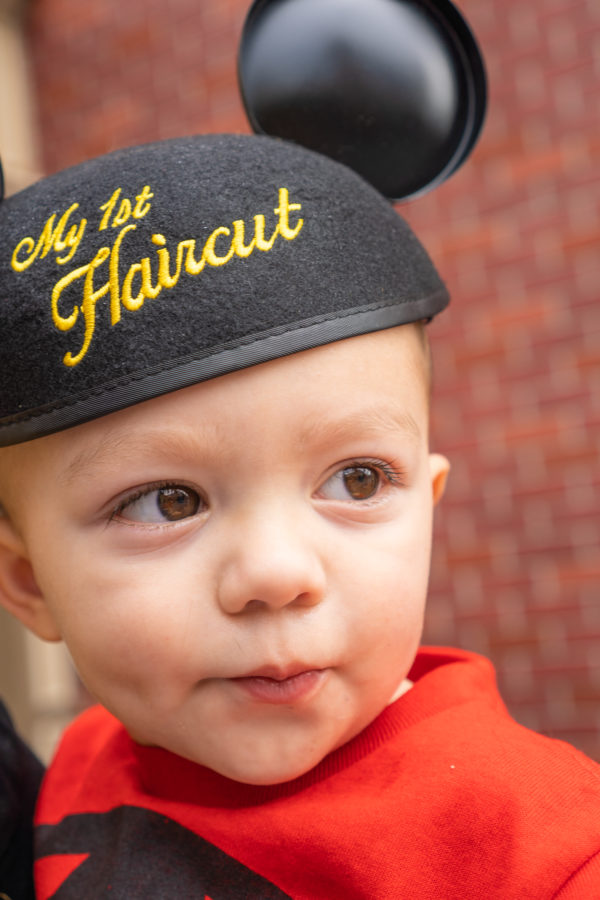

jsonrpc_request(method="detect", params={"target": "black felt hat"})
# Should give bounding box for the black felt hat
[0,134,448,446]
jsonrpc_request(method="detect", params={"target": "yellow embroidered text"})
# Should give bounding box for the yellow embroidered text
[51,188,303,367]
[11,203,87,271]
[98,185,154,231]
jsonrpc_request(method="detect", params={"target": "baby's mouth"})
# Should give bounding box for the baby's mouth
[230,668,327,704]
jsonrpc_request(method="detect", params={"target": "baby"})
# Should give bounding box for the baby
[0,135,598,899]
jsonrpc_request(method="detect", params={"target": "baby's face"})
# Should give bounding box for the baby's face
[2,326,448,784]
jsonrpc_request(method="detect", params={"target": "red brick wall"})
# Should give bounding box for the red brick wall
[411,0,600,761]
[26,0,600,759]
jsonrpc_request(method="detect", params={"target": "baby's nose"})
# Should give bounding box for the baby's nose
[215,507,326,615]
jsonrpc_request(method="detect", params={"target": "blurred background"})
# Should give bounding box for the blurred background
[0,0,598,762]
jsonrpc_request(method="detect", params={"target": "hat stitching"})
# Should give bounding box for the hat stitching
[0,289,446,429]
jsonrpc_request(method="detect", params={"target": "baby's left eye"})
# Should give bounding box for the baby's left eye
[319,465,382,502]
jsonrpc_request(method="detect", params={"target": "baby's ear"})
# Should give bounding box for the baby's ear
[429,453,450,506]
[0,516,62,641]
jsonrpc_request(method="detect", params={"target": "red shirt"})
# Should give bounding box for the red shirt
[35,648,600,898]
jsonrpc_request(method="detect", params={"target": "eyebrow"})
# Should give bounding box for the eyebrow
[59,426,221,487]
[60,405,423,486]
[297,406,423,449]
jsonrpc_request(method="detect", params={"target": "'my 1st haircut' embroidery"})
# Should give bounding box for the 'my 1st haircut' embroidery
[10,187,303,368]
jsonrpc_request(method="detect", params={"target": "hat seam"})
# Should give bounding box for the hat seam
[0,289,446,429]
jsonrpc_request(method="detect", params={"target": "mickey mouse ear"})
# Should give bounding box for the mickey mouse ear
[238,0,487,201]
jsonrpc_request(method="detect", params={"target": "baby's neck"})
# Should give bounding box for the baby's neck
[387,679,414,705]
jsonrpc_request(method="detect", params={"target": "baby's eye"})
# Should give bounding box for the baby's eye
[115,485,203,523]
[319,465,381,502]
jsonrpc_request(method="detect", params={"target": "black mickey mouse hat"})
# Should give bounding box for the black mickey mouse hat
[0,0,486,447]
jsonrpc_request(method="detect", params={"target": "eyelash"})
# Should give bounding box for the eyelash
[110,481,198,521]
[108,458,405,525]
[360,459,405,486]
[324,458,407,501]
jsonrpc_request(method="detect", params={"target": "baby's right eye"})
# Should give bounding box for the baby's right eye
[114,484,204,524]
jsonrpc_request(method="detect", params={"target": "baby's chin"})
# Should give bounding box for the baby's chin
[130,725,337,786]
[197,742,335,786]
[221,763,316,787]
[181,723,354,786]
